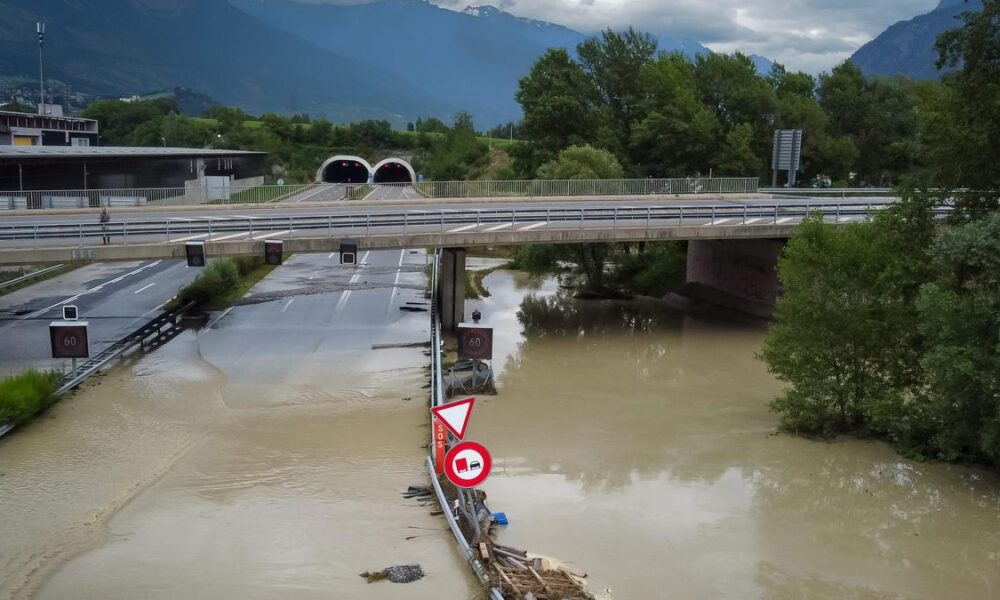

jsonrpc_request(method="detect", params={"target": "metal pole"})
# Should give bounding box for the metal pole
[18,163,23,191]
[37,22,45,113]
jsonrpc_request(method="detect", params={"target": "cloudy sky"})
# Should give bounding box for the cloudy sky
[311,0,943,73]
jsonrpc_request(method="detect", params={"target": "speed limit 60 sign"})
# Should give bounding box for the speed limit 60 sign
[49,321,90,359]
[457,325,493,360]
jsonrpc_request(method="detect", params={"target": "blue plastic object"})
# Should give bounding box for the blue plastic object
[493,512,509,526]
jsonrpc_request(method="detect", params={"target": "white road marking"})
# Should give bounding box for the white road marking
[210,231,251,241]
[133,283,155,294]
[21,261,163,320]
[168,217,193,222]
[335,250,371,313]
[253,230,289,240]
[776,217,794,224]
[483,223,513,232]
[328,251,337,259]
[281,298,295,313]
[386,249,406,316]
[705,218,734,226]
[173,233,210,243]
[518,222,548,231]
[745,218,764,224]
[447,224,478,233]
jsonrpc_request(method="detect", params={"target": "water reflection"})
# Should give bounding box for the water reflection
[471,270,1000,599]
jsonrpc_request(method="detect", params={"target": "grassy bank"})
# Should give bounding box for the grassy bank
[0,369,63,426]
[0,263,81,298]
[172,256,277,311]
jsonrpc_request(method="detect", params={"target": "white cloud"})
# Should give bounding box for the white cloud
[428,0,942,73]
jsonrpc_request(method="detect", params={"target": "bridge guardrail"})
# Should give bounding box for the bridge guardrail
[0,199,949,246]
[0,178,759,211]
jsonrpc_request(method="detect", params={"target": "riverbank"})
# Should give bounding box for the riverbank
[463,268,1000,598]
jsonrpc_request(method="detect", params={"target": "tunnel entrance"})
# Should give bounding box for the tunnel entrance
[316,156,372,184]
[372,159,416,184]
[322,160,369,184]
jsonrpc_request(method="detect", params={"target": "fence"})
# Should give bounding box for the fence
[0,177,761,210]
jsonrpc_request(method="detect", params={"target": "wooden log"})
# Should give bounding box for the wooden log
[495,567,524,599]
[479,542,490,561]
[495,548,529,562]
[494,544,528,557]
[527,566,555,597]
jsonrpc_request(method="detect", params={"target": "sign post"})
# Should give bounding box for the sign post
[185,241,206,267]
[772,129,803,187]
[340,238,358,265]
[433,419,446,475]
[50,320,89,372]
[444,441,492,489]
[264,239,283,266]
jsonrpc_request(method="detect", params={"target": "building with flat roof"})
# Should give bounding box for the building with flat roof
[0,109,99,147]
[0,146,268,192]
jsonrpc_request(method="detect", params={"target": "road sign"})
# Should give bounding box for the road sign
[340,238,358,265]
[62,305,79,321]
[434,418,447,475]
[444,441,492,488]
[431,397,475,439]
[185,241,206,267]
[264,240,283,266]
[457,325,493,360]
[49,321,89,359]
[277,178,285,186]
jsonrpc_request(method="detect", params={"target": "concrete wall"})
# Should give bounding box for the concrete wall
[684,239,784,317]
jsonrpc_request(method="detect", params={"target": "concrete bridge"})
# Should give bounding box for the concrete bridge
[0,186,929,323]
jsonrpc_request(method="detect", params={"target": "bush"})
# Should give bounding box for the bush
[177,258,245,309]
[0,370,63,425]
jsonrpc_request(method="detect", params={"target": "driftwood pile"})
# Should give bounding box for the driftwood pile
[478,541,594,600]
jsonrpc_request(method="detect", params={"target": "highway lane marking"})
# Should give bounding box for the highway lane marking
[745,218,764,224]
[335,250,371,314]
[281,298,295,313]
[253,230,290,240]
[328,251,337,259]
[385,250,407,316]
[447,224,478,233]
[133,283,155,294]
[705,218,734,226]
[18,260,163,322]
[776,217,794,224]
[210,231,251,241]
[173,233,210,243]
[518,222,548,231]
[483,223,513,232]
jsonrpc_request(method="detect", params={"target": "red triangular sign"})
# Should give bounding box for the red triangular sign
[432,397,475,439]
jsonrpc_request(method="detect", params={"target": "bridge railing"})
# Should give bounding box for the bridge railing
[0,178,760,210]
[0,184,315,209]
[413,177,759,198]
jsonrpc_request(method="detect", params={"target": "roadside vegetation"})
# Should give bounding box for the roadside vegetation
[0,263,81,298]
[0,369,63,426]
[761,2,1000,469]
[172,256,276,311]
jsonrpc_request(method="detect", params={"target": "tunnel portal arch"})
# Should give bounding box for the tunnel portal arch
[316,156,373,184]
[372,158,416,184]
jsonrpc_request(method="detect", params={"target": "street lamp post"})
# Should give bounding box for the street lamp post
[36,22,45,115]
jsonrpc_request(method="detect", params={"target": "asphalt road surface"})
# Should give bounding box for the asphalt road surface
[0,260,198,375]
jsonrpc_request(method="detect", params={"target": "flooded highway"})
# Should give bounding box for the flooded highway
[0,251,476,599]
[2,256,999,599]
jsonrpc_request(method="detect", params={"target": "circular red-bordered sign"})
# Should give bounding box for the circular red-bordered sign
[444,441,492,489]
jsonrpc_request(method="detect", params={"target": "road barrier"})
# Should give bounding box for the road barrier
[0,199,947,248]
[0,177,760,211]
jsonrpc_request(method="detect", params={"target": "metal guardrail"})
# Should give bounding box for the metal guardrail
[0,200,932,246]
[0,178,760,210]
[0,184,315,209]
[0,263,65,289]
[427,251,503,599]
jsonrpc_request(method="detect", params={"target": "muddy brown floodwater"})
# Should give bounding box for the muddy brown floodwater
[465,270,1000,600]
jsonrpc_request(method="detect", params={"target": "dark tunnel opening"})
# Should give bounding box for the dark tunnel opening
[372,162,413,184]
[322,160,370,184]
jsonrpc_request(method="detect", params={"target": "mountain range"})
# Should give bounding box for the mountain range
[850,0,984,80]
[0,0,769,125]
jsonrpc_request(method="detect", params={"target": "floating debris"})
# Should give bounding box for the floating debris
[360,565,425,584]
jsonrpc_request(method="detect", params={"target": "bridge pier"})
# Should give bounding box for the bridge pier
[438,247,466,330]
[680,239,783,318]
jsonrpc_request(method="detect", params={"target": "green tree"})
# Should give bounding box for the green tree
[630,53,720,177]
[921,0,999,212]
[516,49,601,160]
[915,213,1000,465]
[536,144,624,180]
[82,98,177,145]
[761,204,933,435]
[715,123,762,176]
[577,28,658,160]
